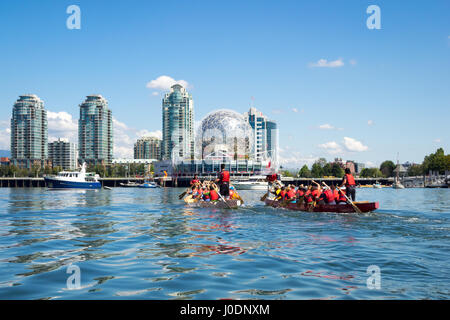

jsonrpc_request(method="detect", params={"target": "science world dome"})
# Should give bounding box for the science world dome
[195,109,254,160]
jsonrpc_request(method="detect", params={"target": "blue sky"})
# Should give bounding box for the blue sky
[0,0,449,168]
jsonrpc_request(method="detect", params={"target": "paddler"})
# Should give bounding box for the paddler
[215,164,230,198]
[341,168,356,201]
[209,185,219,202]
[190,174,200,186]
[321,186,336,205]
[286,186,297,202]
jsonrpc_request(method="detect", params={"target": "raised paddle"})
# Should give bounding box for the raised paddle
[331,183,362,214]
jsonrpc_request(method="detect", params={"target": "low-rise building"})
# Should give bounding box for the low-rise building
[48,138,78,170]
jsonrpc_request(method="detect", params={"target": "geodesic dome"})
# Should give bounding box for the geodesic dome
[195,109,254,160]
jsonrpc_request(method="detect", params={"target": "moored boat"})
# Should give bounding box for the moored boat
[138,181,159,188]
[44,163,101,189]
[119,181,141,187]
[232,176,268,190]
[264,199,378,213]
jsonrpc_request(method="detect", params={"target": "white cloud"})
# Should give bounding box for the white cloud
[0,120,10,150]
[113,117,161,159]
[349,59,357,66]
[343,137,368,152]
[292,108,298,113]
[47,111,78,143]
[146,75,190,91]
[368,120,374,126]
[136,129,162,140]
[434,138,441,143]
[318,123,334,130]
[271,109,283,114]
[318,141,343,154]
[152,92,159,96]
[309,58,344,68]
[278,148,318,168]
[365,161,377,168]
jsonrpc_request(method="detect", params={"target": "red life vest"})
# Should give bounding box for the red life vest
[333,189,339,201]
[297,189,305,197]
[338,192,347,202]
[267,173,277,182]
[220,170,230,183]
[210,189,219,201]
[190,179,199,185]
[324,189,335,203]
[345,174,356,186]
[280,190,286,199]
[287,189,296,199]
[311,189,321,199]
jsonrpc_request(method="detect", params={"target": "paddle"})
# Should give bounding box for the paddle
[179,187,190,199]
[328,182,362,214]
[212,183,233,209]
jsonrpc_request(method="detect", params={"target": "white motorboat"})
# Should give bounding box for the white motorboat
[232,177,268,190]
[44,163,101,189]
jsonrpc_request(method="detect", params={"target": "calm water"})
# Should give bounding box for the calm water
[0,187,448,300]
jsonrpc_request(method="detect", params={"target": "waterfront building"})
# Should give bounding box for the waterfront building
[134,136,161,160]
[243,107,278,163]
[354,162,365,175]
[154,159,269,178]
[48,138,78,170]
[10,94,48,169]
[196,109,253,161]
[78,95,113,166]
[0,157,10,166]
[161,84,194,161]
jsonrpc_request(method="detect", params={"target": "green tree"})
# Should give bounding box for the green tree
[281,170,294,177]
[407,164,424,176]
[331,163,345,178]
[360,168,383,178]
[422,148,449,174]
[298,165,311,178]
[380,160,395,177]
[311,163,323,178]
[322,163,332,176]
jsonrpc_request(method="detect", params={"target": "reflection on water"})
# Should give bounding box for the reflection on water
[0,187,449,299]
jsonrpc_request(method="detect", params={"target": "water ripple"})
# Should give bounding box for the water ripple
[0,187,448,299]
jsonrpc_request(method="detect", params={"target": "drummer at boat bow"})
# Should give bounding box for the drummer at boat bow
[215,164,230,197]
[341,168,357,201]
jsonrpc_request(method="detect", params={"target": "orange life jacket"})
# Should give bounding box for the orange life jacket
[287,189,296,199]
[324,189,335,203]
[345,174,356,186]
[311,189,321,199]
[333,189,339,200]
